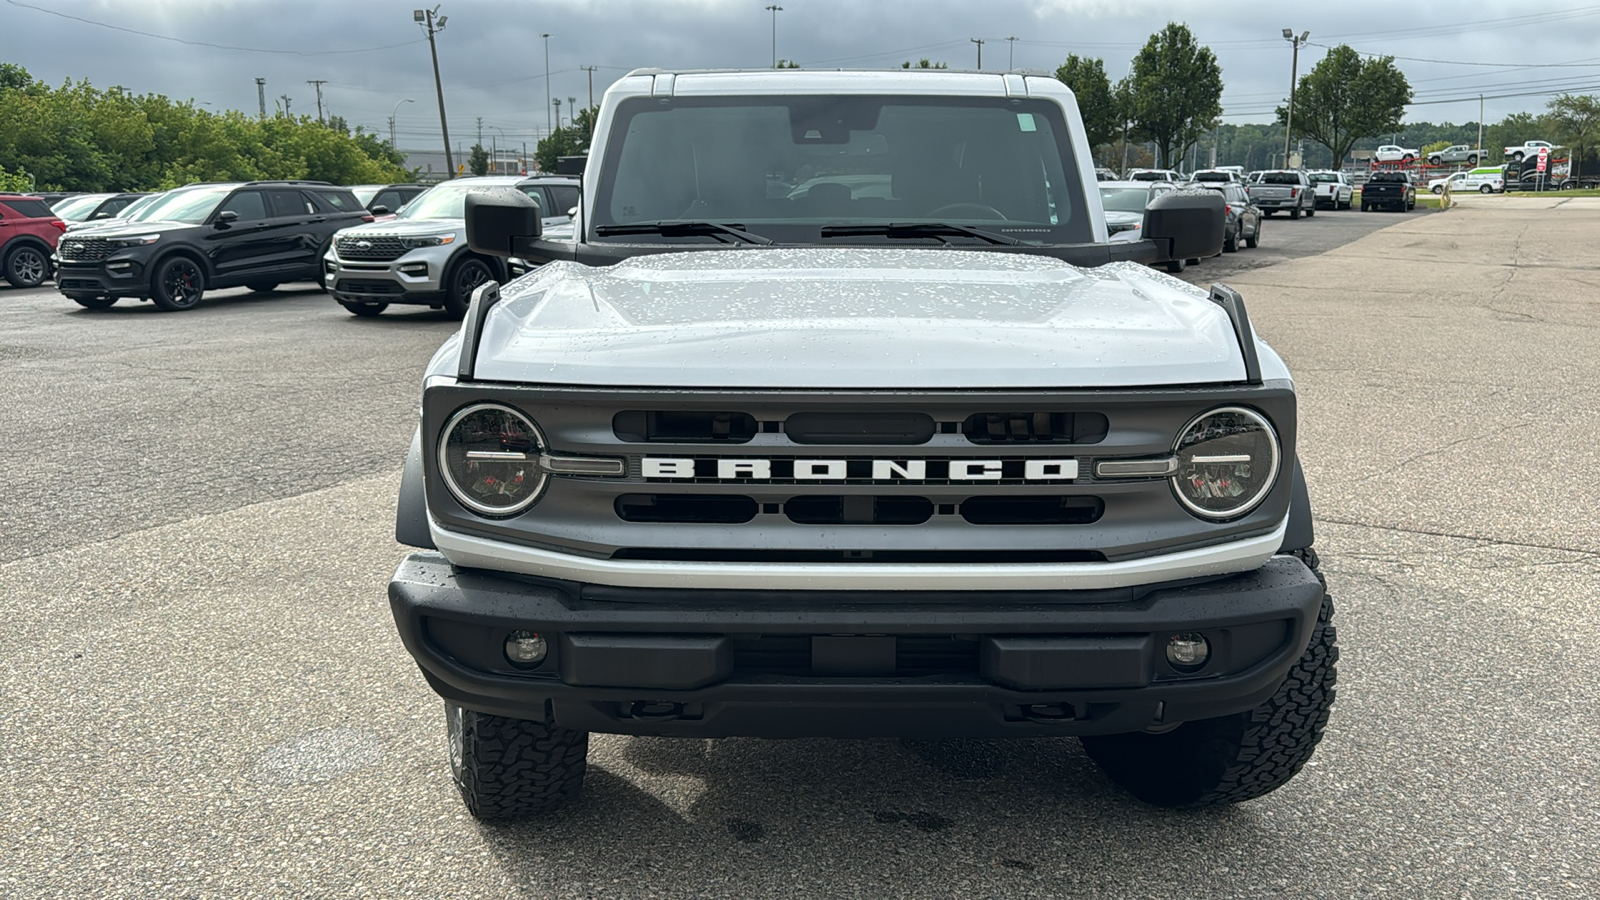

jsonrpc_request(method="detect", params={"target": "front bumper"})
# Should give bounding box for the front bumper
[389,552,1326,739]
[324,246,450,306]
[55,257,149,297]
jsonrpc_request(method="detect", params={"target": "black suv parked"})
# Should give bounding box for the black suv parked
[54,181,372,311]
[349,183,429,215]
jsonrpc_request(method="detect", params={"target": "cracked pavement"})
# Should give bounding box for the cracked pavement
[2,201,1599,898]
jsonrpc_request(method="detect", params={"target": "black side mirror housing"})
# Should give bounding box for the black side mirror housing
[465,189,544,258]
[214,209,239,229]
[369,205,390,216]
[1142,189,1225,262]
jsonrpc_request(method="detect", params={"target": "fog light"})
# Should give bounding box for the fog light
[1165,632,1209,668]
[504,630,547,666]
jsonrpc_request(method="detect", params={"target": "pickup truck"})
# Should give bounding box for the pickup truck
[1503,141,1553,161]
[1373,145,1419,163]
[1426,145,1482,167]
[386,67,1335,821]
[1306,171,1353,210]
[1361,171,1416,211]
[1246,170,1314,218]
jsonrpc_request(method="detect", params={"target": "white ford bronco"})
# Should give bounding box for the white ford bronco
[386,69,1336,819]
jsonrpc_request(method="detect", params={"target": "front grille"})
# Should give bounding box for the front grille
[963,412,1108,444]
[335,235,407,261]
[614,411,758,443]
[336,279,403,295]
[58,277,107,291]
[616,494,757,524]
[55,238,114,262]
[731,635,979,676]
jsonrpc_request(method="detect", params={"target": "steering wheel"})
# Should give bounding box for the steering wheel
[925,203,1009,220]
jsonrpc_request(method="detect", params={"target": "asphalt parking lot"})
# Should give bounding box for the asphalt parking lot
[3,200,1597,898]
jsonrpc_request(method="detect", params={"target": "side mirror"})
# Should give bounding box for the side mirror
[465,188,543,258]
[214,209,238,229]
[91,212,112,220]
[369,205,390,216]
[1142,189,1225,263]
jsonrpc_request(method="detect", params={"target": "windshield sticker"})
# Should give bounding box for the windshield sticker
[1017,113,1037,133]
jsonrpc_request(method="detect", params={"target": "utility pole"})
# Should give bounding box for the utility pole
[254,77,266,119]
[415,6,455,178]
[476,116,483,145]
[970,38,984,70]
[280,94,292,117]
[1005,36,1017,71]
[1479,94,1485,155]
[765,5,782,67]
[542,33,553,134]
[553,98,562,131]
[581,65,597,113]
[306,79,328,124]
[1282,29,1309,168]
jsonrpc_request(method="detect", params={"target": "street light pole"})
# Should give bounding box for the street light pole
[1005,36,1017,71]
[389,97,414,149]
[416,7,455,178]
[542,33,553,134]
[1282,28,1309,168]
[765,5,782,67]
[970,38,984,70]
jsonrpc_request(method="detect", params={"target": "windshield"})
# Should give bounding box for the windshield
[592,94,1090,243]
[350,185,382,206]
[1099,187,1155,213]
[136,187,232,224]
[117,193,165,221]
[398,183,543,220]
[51,194,112,220]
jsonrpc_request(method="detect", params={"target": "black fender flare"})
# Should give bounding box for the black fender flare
[4,234,55,261]
[1278,457,1315,553]
[396,426,435,549]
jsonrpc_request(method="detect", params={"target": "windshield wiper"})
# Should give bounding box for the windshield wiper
[593,220,773,245]
[819,222,1022,246]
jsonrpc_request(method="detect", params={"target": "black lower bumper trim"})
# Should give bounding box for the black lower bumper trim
[388,553,1325,738]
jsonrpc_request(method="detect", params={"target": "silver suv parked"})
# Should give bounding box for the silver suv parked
[324,175,578,317]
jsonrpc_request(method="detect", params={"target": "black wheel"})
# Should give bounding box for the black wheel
[446,702,588,820]
[1289,204,1302,219]
[1082,586,1338,808]
[245,281,279,293]
[1428,156,1441,166]
[1402,153,1415,162]
[1223,222,1239,253]
[315,238,334,291]
[150,256,206,311]
[1306,205,1315,217]
[1244,220,1259,248]
[1360,201,1370,212]
[339,300,388,317]
[443,256,493,318]
[68,294,117,310]
[1480,184,1493,194]
[1467,154,1478,165]
[3,244,50,288]
[1164,258,1185,273]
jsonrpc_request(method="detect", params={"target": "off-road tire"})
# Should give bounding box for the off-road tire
[1081,583,1338,808]
[340,300,388,317]
[4,244,50,288]
[150,256,206,311]
[68,294,117,310]
[446,702,589,821]
[443,256,493,319]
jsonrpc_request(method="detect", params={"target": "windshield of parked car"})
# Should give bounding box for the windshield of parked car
[1098,187,1157,213]
[116,193,167,221]
[397,182,543,220]
[133,186,232,224]
[592,94,1091,243]
[350,185,383,206]
[50,194,113,220]
[1259,172,1303,185]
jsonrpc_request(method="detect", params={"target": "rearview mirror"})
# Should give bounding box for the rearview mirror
[1142,190,1225,263]
[465,189,543,257]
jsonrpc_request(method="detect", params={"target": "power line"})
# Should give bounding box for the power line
[3,0,425,55]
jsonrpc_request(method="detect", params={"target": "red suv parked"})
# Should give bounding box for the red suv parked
[0,195,66,288]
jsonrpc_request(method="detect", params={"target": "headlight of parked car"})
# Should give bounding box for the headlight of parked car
[437,403,548,516]
[1170,407,1281,520]
[107,234,161,247]
[400,233,456,249]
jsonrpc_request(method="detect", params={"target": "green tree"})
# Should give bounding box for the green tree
[468,143,489,176]
[534,126,585,174]
[900,59,948,69]
[1123,23,1223,168]
[0,162,31,191]
[1054,55,1117,149]
[1277,45,1410,168]
[1545,94,1600,178]
[775,59,800,69]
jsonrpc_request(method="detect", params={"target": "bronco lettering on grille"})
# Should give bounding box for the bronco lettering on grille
[642,458,1078,482]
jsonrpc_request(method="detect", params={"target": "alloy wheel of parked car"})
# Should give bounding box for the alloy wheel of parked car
[1480,184,1494,194]
[444,258,493,318]
[4,245,49,288]
[151,257,206,311]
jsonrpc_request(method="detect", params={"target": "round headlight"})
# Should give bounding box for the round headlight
[438,403,547,516]
[1170,407,1280,520]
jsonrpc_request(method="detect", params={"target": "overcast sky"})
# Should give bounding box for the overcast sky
[5,0,1600,151]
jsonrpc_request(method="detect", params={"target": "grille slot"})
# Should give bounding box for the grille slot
[614,411,757,443]
[963,412,1108,444]
[55,238,114,262]
[335,235,407,261]
[784,496,933,525]
[785,412,935,445]
[616,494,757,524]
[960,496,1104,525]
[336,280,403,295]
[730,635,979,676]
[612,548,1106,563]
